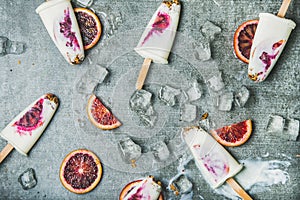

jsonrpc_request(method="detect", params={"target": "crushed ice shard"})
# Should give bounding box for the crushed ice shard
[234,86,250,107]
[0,36,26,56]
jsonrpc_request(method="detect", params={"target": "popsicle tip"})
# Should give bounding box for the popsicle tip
[248,73,260,82]
[163,0,180,8]
[45,93,59,105]
[67,53,84,65]
[181,126,200,137]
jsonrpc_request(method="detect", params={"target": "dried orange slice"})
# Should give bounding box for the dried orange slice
[59,149,102,194]
[233,19,258,64]
[87,94,122,130]
[210,119,252,147]
[74,8,102,50]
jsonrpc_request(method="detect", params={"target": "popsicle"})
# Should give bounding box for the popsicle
[0,94,59,163]
[135,0,181,90]
[36,0,85,65]
[182,127,252,200]
[121,176,162,200]
[248,0,296,82]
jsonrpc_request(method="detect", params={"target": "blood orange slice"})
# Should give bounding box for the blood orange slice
[74,8,102,50]
[119,179,164,200]
[210,119,252,147]
[233,19,258,64]
[87,94,122,130]
[59,149,102,194]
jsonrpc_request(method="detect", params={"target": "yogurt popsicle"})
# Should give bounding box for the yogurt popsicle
[122,176,162,200]
[182,127,252,199]
[36,0,85,65]
[135,0,181,90]
[248,1,296,82]
[0,94,59,163]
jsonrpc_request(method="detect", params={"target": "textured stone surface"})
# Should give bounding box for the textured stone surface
[0,0,299,199]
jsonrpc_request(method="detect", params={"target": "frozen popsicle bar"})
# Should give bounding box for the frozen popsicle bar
[134,0,181,64]
[248,13,296,82]
[36,0,85,65]
[123,176,162,200]
[182,127,243,188]
[0,94,59,156]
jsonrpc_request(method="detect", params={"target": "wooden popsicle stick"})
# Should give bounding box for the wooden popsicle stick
[135,58,152,90]
[277,0,291,18]
[0,143,14,164]
[226,177,253,200]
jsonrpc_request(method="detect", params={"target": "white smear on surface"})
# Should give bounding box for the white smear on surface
[215,158,291,199]
[167,153,195,199]
[278,153,292,160]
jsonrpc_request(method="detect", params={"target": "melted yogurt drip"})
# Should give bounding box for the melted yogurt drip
[215,158,290,199]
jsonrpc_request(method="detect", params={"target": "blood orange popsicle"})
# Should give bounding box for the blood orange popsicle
[248,0,296,82]
[182,127,252,200]
[120,176,162,200]
[36,0,85,65]
[134,0,181,90]
[0,94,59,163]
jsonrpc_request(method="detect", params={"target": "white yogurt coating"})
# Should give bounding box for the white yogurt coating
[134,0,181,64]
[0,94,59,156]
[36,0,85,64]
[182,127,243,189]
[248,13,296,82]
[123,176,162,200]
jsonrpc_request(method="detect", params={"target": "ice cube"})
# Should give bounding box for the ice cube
[0,36,8,56]
[171,174,193,194]
[130,89,152,112]
[283,118,299,141]
[72,0,93,7]
[216,92,233,111]
[76,76,90,94]
[139,106,157,127]
[76,65,109,94]
[186,82,202,102]
[234,86,250,107]
[18,168,37,190]
[151,141,170,161]
[130,89,157,127]
[87,65,109,85]
[95,65,109,84]
[6,41,26,54]
[178,91,189,106]
[194,41,211,61]
[201,21,222,41]
[181,104,197,122]
[266,115,285,133]
[118,137,142,164]
[206,72,225,92]
[158,85,181,106]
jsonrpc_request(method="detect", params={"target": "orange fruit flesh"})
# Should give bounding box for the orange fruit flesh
[59,149,102,194]
[74,8,102,50]
[87,94,122,130]
[210,119,252,147]
[233,19,258,64]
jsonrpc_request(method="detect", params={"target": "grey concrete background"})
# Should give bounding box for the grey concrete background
[0,0,299,199]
